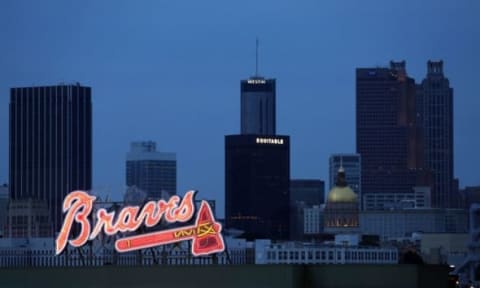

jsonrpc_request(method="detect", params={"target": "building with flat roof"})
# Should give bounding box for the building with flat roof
[356,62,429,200]
[412,232,469,266]
[304,206,323,236]
[363,186,431,211]
[360,208,468,240]
[290,179,325,240]
[126,141,176,198]
[9,84,92,235]
[6,199,52,238]
[225,135,290,240]
[290,179,324,207]
[241,77,276,135]
[255,239,398,265]
[460,186,480,209]
[0,185,8,237]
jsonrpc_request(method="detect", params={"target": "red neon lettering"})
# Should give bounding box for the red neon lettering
[55,191,95,255]
[56,190,198,255]
[115,201,225,256]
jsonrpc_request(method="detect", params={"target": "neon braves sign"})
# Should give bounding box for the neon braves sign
[55,190,225,256]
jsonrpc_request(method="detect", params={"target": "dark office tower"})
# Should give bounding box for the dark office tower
[356,61,427,197]
[240,40,276,135]
[290,179,325,207]
[241,77,276,135]
[9,84,92,235]
[225,135,290,240]
[417,61,457,208]
[126,141,176,199]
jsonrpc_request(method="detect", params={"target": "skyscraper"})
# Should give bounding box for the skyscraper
[225,135,290,239]
[9,84,92,234]
[356,61,427,197]
[240,40,276,135]
[329,154,361,203]
[126,141,176,198]
[417,61,457,208]
[226,43,290,239]
[240,77,276,135]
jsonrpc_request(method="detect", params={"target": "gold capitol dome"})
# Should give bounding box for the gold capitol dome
[327,166,357,203]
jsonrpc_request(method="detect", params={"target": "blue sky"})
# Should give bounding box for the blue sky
[0,0,479,216]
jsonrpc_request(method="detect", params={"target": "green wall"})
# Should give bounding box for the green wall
[0,264,449,288]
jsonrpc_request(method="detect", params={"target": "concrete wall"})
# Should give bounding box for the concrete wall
[0,264,449,288]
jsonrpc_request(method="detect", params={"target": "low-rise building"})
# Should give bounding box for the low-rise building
[363,187,431,211]
[454,204,480,287]
[304,206,323,235]
[6,199,52,238]
[412,232,469,267]
[360,208,468,240]
[255,239,398,265]
[0,237,254,268]
[460,186,480,209]
[0,185,8,237]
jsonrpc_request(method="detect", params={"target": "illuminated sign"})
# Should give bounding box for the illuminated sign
[247,79,266,84]
[55,190,225,257]
[256,137,284,145]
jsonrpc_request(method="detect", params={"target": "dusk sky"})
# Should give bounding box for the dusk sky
[0,0,479,217]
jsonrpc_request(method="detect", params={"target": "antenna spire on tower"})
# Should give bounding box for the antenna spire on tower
[339,156,345,173]
[255,37,259,77]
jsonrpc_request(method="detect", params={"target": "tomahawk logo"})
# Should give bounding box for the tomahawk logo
[55,190,225,256]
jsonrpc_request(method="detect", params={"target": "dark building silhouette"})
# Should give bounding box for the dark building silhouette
[241,77,276,135]
[460,186,480,209]
[417,61,458,208]
[290,179,325,207]
[126,141,176,199]
[225,135,290,240]
[226,43,289,239]
[9,84,92,235]
[0,184,8,236]
[356,62,428,197]
[289,179,324,240]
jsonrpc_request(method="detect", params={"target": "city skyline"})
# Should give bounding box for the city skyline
[0,1,479,218]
